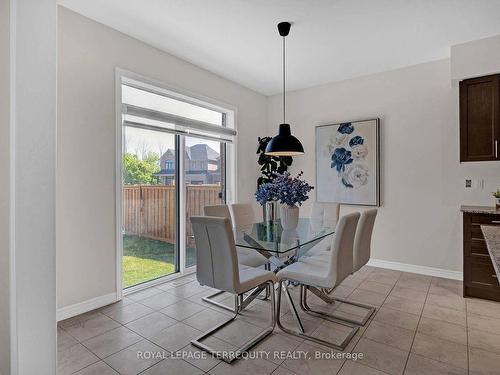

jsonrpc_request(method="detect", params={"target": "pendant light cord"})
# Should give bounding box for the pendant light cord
[283,35,286,124]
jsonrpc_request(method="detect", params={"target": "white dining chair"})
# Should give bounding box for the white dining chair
[203,204,269,268]
[305,202,341,256]
[304,209,378,325]
[353,208,378,273]
[275,212,360,350]
[229,203,259,227]
[190,216,276,363]
[202,204,270,312]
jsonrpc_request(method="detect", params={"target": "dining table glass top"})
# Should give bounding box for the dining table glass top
[234,218,335,254]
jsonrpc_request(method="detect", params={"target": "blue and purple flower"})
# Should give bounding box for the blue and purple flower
[331,147,353,172]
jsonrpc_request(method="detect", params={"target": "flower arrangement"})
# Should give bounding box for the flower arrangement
[255,171,314,207]
[329,122,369,189]
[493,189,500,199]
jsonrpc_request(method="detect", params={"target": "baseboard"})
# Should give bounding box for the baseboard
[57,292,118,322]
[367,258,463,281]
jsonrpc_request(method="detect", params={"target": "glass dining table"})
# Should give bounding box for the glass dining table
[233,218,336,332]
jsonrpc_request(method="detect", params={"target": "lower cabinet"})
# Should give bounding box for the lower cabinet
[463,213,500,302]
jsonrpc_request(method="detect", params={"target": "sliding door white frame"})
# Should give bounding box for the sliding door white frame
[115,68,238,298]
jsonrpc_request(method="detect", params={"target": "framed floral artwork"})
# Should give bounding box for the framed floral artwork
[315,118,380,206]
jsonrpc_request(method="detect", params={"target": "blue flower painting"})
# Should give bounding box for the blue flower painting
[316,118,380,206]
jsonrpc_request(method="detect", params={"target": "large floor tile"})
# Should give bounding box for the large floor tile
[425,293,466,312]
[167,282,208,298]
[353,338,408,375]
[180,340,227,372]
[251,333,302,365]
[388,286,427,303]
[404,353,467,375]
[348,289,387,307]
[466,298,500,319]
[363,321,414,351]
[126,288,163,302]
[281,342,345,375]
[73,361,119,375]
[468,329,500,354]
[160,299,206,321]
[469,347,500,374]
[125,311,177,338]
[357,280,393,296]
[467,313,500,335]
[213,319,264,347]
[82,326,142,358]
[209,357,278,375]
[150,322,202,352]
[411,332,468,370]
[103,340,164,375]
[183,308,231,331]
[373,307,419,331]
[365,274,399,287]
[338,360,390,375]
[382,295,424,315]
[141,358,204,375]
[63,313,121,342]
[57,343,100,375]
[127,288,162,302]
[417,316,467,345]
[421,304,466,327]
[394,278,430,292]
[139,291,182,310]
[57,328,78,353]
[102,302,154,325]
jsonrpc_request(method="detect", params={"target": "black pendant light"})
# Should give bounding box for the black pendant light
[265,21,304,156]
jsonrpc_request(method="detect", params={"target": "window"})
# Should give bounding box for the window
[119,72,236,291]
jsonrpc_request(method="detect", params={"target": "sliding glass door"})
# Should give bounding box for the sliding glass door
[122,127,179,288]
[119,75,235,290]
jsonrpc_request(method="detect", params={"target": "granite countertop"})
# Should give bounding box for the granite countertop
[460,205,500,215]
[481,225,500,280]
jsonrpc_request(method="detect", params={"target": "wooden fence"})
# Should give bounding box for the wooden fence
[123,184,222,243]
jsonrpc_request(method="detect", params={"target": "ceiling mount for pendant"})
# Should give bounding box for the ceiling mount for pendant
[265,21,304,157]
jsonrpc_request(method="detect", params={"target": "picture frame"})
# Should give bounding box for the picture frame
[315,118,380,206]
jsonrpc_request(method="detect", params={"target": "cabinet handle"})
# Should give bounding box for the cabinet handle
[496,140,498,158]
[493,275,499,279]
[492,220,500,224]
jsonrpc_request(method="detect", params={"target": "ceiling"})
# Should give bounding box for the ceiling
[58,0,500,95]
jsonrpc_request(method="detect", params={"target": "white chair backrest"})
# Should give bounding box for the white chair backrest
[327,212,360,287]
[190,216,240,294]
[229,203,257,228]
[203,204,231,220]
[353,209,377,273]
[310,202,340,228]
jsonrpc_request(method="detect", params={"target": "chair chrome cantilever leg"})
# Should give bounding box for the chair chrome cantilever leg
[275,280,359,351]
[304,286,376,326]
[191,281,276,364]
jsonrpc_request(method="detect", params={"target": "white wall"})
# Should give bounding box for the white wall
[451,34,500,82]
[57,7,267,309]
[267,59,500,272]
[0,0,10,373]
[12,0,57,373]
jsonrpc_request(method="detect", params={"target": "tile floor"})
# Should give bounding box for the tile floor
[58,266,500,375]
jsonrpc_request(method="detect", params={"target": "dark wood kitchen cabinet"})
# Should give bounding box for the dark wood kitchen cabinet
[463,211,500,302]
[460,74,500,162]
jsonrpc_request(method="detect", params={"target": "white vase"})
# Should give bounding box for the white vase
[280,204,299,230]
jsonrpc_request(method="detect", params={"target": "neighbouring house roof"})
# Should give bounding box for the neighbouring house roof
[161,143,219,162]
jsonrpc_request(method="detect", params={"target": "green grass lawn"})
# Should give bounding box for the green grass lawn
[123,234,196,288]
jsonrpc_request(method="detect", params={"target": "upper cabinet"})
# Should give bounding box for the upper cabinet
[460,74,500,162]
